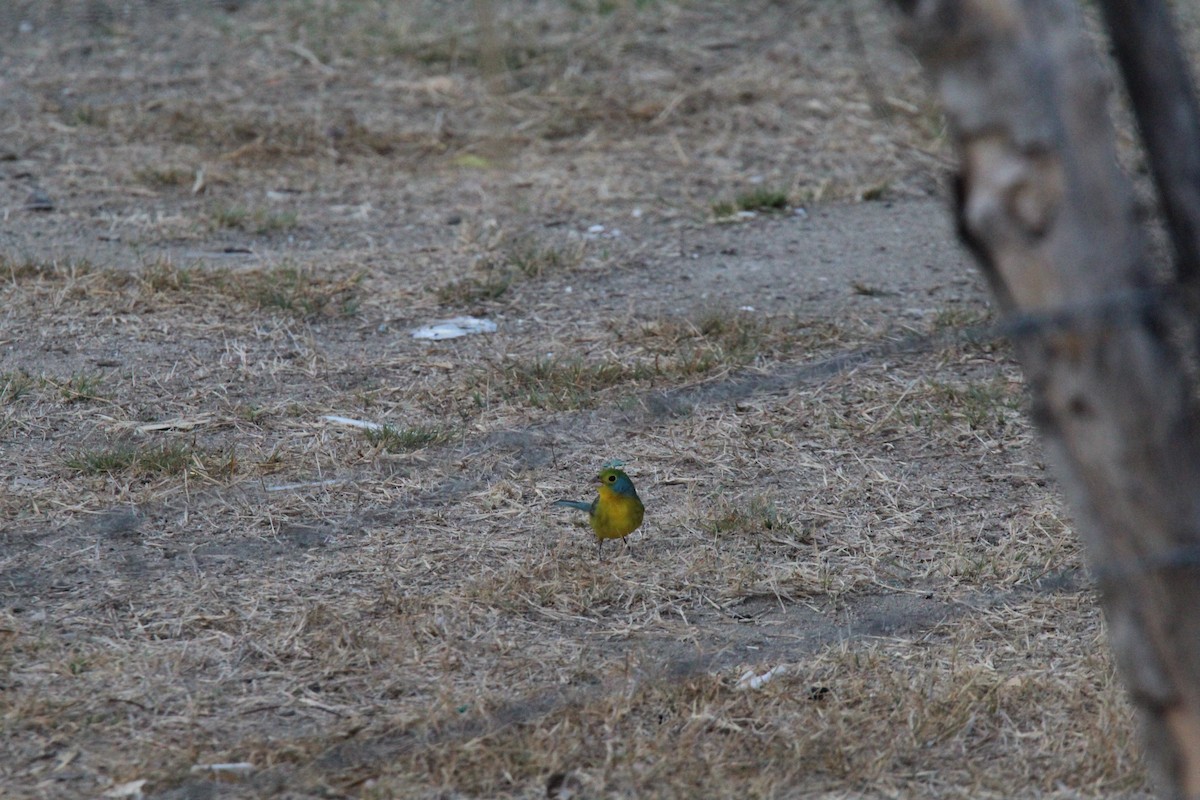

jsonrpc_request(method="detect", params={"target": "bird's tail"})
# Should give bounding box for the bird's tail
[554,500,592,511]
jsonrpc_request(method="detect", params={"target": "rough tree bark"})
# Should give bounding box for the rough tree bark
[1097,0,1200,286]
[889,1,1200,797]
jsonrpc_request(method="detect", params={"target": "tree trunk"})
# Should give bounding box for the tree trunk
[1097,0,1200,286]
[889,1,1200,796]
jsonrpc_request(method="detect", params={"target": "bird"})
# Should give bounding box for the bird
[554,467,645,556]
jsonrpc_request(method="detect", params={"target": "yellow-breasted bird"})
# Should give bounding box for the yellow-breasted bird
[555,467,645,556]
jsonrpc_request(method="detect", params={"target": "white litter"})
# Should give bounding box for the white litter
[266,479,345,492]
[190,762,255,777]
[103,781,147,799]
[410,316,497,340]
[320,415,384,431]
[583,223,623,240]
[135,414,216,433]
[736,664,788,690]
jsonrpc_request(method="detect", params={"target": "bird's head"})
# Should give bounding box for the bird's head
[597,467,638,498]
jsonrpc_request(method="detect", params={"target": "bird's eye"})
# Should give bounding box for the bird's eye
[607,474,616,482]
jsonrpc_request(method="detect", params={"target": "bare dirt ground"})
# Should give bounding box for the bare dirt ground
[3,1,1196,797]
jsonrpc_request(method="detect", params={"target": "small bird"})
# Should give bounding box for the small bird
[555,467,645,556]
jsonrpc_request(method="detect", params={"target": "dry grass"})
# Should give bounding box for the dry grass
[3,255,362,319]
[0,0,1172,797]
[436,233,585,307]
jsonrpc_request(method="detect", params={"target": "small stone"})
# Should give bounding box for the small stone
[25,189,53,212]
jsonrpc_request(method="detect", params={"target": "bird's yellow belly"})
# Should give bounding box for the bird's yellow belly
[591,490,644,540]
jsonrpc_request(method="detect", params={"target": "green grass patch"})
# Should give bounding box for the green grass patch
[436,234,583,308]
[1,256,94,283]
[564,0,657,14]
[66,443,187,477]
[364,424,452,453]
[928,306,1008,359]
[858,181,889,201]
[436,274,513,305]
[736,188,790,212]
[239,265,358,316]
[0,370,36,403]
[920,378,1023,432]
[62,104,109,128]
[506,236,584,278]
[209,203,298,235]
[713,188,790,218]
[450,153,493,170]
[851,281,891,297]
[710,200,738,218]
[209,204,248,229]
[478,310,846,412]
[138,259,197,293]
[58,373,106,403]
[65,444,139,476]
[65,442,237,480]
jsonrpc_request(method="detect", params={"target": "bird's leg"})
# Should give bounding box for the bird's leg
[596,538,603,559]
